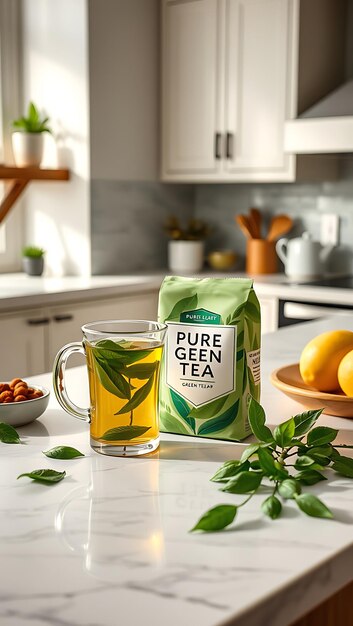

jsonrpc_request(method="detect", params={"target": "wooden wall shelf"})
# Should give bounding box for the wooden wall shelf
[0,165,70,224]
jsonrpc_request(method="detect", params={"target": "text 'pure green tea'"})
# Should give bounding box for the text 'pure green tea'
[158,277,261,441]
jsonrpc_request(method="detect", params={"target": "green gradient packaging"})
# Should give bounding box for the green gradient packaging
[158,276,261,441]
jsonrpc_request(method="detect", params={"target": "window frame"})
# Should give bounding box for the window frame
[0,0,23,272]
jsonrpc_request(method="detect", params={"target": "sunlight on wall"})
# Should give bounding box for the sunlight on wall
[21,0,91,276]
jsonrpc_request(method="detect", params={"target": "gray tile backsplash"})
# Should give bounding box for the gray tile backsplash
[91,181,194,274]
[91,160,353,274]
[195,159,353,273]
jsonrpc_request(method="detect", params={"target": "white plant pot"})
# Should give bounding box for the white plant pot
[12,132,44,167]
[168,240,204,273]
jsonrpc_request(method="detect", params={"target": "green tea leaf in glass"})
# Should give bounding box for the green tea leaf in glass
[101,425,151,441]
[115,375,154,415]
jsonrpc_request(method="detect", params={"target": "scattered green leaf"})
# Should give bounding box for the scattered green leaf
[17,469,66,484]
[191,504,237,532]
[43,446,84,459]
[0,422,21,444]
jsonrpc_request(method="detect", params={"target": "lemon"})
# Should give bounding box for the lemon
[299,330,353,392]
[338,349,353,396]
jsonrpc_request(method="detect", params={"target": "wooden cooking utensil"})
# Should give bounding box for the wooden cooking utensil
[267,214,293,241]
[235,214,255,238]
[249,207,262,239]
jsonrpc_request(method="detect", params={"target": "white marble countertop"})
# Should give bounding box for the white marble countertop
[1,317,353,626]
[1,271,353,312]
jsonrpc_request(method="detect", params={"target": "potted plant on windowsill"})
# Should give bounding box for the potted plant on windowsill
[12,102,52,168]
[164,217,211,273]
[22,246,45,277]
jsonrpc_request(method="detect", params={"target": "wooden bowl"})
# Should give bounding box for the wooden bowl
[270,363,353,418]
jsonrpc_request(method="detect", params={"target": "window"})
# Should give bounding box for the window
[0,0,23,272]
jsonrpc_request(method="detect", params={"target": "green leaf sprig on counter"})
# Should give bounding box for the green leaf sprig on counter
[17,469,66,484]
[0,422,21,444]
[191,398,353,532]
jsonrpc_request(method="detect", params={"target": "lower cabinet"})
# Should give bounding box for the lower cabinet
[0,309,47,379]
[0,291,159,379]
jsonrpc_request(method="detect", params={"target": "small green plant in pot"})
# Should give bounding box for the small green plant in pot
[164,216,211,273]
[12,102,52,168]
[22,246,45,277]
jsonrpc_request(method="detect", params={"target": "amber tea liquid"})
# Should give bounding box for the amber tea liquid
[86,338,163,455]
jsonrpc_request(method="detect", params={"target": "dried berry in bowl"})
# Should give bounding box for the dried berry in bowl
[0,378,44,404]
[0,379,49,427]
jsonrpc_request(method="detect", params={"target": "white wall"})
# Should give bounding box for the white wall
[21,0,91,276]
[88,0,159,181]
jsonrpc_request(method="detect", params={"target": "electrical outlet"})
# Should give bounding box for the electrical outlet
[320,213,340,246]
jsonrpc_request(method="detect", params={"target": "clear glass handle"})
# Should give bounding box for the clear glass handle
[53,342,90,422]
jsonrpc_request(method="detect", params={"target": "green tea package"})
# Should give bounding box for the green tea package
[158,276,260,441]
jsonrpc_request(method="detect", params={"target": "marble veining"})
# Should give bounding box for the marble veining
[1,318,353,626]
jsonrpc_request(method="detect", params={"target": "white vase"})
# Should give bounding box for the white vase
[168,240,204,273]
[12,132,44,167]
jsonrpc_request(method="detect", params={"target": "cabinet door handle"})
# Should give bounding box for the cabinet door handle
[214,132,222,159]
[53,314,74,323]
[27,317,50,326]
[226,132,234,159]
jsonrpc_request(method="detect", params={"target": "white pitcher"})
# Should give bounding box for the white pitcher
[276,232,332,279]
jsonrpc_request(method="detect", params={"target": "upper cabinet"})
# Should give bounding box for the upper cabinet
[162,0,297,182]
[161,0,342,183]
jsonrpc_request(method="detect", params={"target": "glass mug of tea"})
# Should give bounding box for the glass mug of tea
[53,320,167,456]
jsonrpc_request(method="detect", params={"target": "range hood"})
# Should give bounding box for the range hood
[285,80,353,154]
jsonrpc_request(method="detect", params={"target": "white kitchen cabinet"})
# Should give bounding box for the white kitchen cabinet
[161,0,297,182]
[0,309,47,379]
[161,0,221,174]
[0,292,159,379]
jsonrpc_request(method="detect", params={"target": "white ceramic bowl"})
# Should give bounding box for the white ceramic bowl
[0,385,50,427]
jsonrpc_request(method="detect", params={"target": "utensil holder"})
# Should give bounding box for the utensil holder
[246,239,278,274]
